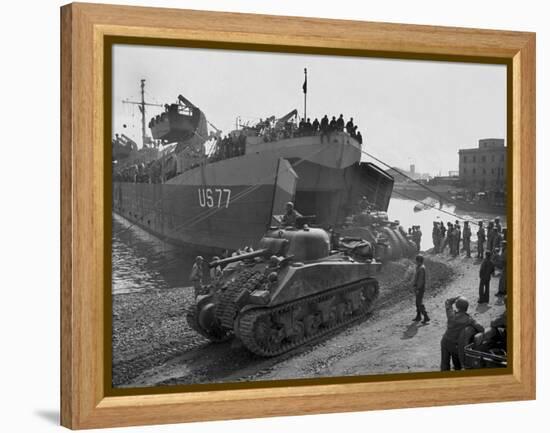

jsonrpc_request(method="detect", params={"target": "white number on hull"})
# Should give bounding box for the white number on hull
[198,188,232,208]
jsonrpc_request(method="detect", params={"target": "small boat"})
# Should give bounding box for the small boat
[413,196,439,212]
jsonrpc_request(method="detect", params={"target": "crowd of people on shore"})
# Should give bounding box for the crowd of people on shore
[412,215,508,371]
[431,217,505,260]
[428,217,507,301]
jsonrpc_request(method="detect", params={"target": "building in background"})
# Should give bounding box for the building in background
[458,138,506,191]
[390,165,431,183]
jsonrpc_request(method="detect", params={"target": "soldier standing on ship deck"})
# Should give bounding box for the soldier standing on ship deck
[336,114,345,132]
[345,117,355,134]
[312,118,320,133]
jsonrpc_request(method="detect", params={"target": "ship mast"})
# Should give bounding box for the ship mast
[122,79,163,148]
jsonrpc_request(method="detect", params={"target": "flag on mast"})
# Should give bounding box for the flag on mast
[302,68,307,94]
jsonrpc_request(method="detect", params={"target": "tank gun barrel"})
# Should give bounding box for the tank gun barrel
[209,248,269,268]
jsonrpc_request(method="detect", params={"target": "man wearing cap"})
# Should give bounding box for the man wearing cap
[190,255,204,298]
[412,255,430,323]
[441,296,484,371]
[432,221,440,253]
[462,221,472,258]
[479,251,495,303]
[281,202,302,228]
[476,221,486,259]
[496,241,507,296]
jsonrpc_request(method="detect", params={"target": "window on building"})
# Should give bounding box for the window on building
[501,154,504,161]
[482,155,486,163]
[492,155,495,162]
[483,168,486,174]
[473,168,476,174]
[473,156,477,163]
[463,155,467,163]
[491,168,495,175]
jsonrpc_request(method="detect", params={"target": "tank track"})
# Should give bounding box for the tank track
[185,303,231,343]
[217,269,267,329]
[237,278,379,357]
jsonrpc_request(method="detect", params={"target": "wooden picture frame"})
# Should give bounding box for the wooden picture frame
[61,2,536,429]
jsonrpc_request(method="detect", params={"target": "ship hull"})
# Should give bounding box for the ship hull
[113,133,394,253]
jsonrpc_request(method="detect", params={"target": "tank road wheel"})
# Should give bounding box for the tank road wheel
[304,314,318,337]
[359,280,379,313]
[336,302,347,322]
[254,315,285,351]
[326,306,337,328]
[290,321,305,342]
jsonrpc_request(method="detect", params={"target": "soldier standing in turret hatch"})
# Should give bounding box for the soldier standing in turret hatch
[281,202,302,228]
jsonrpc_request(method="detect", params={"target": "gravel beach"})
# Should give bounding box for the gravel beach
[111,250,504,388]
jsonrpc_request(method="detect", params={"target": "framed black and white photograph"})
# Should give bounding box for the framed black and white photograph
[60,3,535,429]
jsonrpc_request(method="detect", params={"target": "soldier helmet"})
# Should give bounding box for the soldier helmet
[286,201,294,209]
[268,272,279,282]
[196,255,204,262]
[455,296,469,312]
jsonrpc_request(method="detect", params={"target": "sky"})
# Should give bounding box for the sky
[112,44,506,176]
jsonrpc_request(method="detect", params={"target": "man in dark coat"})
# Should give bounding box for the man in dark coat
[432,221,440,253]
[476,221,486,258]
[478,251,495,303]
[462,221,472,258]
[441,296,484,371]
[412,255,430,323]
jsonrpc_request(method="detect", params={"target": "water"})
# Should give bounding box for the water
[111,198,506,294]
[111,214,198,294]
[387,197,506,251]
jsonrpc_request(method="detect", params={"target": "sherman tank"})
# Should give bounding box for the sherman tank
[186,226,381,356]
[337,206,418,262]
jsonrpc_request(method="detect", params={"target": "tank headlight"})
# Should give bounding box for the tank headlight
[249,289,271,305]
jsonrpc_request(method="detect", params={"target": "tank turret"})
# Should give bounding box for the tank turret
[186,226,381,356]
